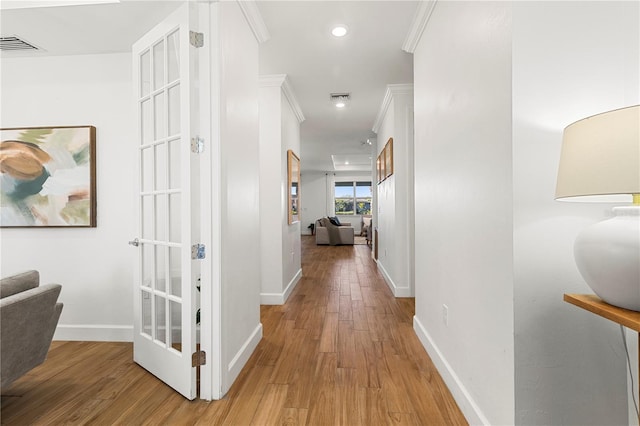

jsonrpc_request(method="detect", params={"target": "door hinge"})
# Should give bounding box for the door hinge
[190,31,204,48]
[191,244,205,260]
[191,137,204,154]
[192,350,206,367]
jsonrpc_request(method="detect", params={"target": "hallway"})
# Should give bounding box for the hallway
[244,236,467,424]
[1,236,466,425]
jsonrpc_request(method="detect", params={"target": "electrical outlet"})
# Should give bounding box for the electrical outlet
[442,304,449,326]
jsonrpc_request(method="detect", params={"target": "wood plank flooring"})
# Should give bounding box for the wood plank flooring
[1,236,466,425]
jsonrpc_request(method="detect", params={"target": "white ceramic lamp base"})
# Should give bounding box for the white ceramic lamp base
[574,206,640,311]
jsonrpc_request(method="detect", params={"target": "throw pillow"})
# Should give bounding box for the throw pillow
[329,216,342,226]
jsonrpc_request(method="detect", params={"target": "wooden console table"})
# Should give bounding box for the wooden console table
[564,294,640,421]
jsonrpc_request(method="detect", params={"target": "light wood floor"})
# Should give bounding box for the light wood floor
[1,236,466,425]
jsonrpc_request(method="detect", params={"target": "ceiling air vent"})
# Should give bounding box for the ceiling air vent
[330,92,350,108]
[0,36,40,52]
[330,92,350,102]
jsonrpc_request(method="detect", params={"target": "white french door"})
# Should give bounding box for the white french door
[131,3,199,400]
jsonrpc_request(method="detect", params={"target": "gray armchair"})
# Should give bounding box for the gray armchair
[1,270,63,389]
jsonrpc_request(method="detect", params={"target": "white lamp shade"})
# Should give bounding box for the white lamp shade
[556,105,640,201]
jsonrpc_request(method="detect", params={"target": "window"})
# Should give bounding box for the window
[334,181,372,215]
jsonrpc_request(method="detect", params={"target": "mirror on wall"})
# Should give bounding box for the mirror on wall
[287,150,300,224]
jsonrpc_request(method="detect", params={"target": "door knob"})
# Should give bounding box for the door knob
[128,238,140,247]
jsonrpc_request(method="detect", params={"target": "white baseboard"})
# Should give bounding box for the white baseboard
[226,322,263,392]
[260,269,302,305]
[413,315,488,426]
[53,324,133,342]
[376,261,413,297]
[283,268,302,302]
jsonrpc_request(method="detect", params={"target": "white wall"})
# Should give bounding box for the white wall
[377,99,395,269]
[513,2,639,425]
[259,83,284,301]
[0,53,135,341]
[412,1,639,424]
[412,2,514,425]
[217,0,262,393]
[374,85,414,297]
[258,75,302,305]
[280,93,302,298]
[300,171,328,235]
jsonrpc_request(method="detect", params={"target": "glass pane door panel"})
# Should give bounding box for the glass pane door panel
[142,245,153,289]
[169,193,181,243]
[169,247,181,297]
[142,196,154,240]
[155,295,167,344]
[168,85,181,137]
[170,300,182,352]
[168,138,181,189]
[155,194,168,242]
[167,30,180,83]
[153,41,165,91]
[140,50,151,97]
[142,147,153,192]
[141,99,153,145]
[155,143,168,191]
[155,245,167,293]
[154,93,166,140]
[142,291,152,337]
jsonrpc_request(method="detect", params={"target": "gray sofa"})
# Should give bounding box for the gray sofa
[1,270,63,388]
[315,218,355,245]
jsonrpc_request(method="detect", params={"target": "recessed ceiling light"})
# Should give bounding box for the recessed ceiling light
[345,161,350,165]
[331,25,348,37]
[335,102,346,108]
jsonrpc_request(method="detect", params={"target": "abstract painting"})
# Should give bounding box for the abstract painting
[0,126,96,227]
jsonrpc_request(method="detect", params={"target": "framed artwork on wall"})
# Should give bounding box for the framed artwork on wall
[0,125,97,227]
[377,137,393,184]
[384,137,394,178]
[287,149,300,224]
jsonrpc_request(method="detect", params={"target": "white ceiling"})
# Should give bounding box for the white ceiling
[0,1,183,56]
[0,0,417,173]
[258,1,416,172]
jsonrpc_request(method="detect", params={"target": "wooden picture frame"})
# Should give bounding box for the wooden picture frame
[377,137,394,184]
[384,137,394,178]
[379,149,386,184]
[0,125,97,227]
[287,149,300,224]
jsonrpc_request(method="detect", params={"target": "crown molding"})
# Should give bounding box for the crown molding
[281,77,306,123]
[259,74,286,88]
[402,0,437,53]
[372,84,413,133]
[237,0,270,44]
[259,74,306,123]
